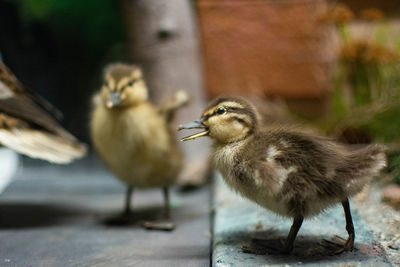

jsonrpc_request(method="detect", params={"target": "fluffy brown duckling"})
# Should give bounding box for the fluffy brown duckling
[90,63,187,229]
[0,61,86,163]
[179,96,386,254]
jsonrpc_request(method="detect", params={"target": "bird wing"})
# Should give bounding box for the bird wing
[0,113,86,164]
[158,90,189,122]
[0,62,87,163]
[0,62,25,95]
[0,62,74,141]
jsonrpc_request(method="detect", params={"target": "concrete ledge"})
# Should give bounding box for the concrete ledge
[0,148,19,194]
[212,174,393,267]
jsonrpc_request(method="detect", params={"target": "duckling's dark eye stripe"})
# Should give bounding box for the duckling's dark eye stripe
[235,117,251,127]
[204,113,213,120]
[230,109,251,116]
[209,108,227,117]
[116,78,141,92]
[103,81,111,90]
[122,79,136,89]
[204,110,220,120]
[203,107,241,120]
[229,109,257,132]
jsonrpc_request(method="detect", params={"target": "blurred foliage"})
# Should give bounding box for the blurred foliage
[319,4,400,183]
[362,91,400,142]
[327,43,400,138]
[9,0,125,52]
[385,151,400,184]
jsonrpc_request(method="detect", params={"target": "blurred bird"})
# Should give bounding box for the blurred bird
[180,96,386,254]
[0,61,86,164]
[90,63,188,229]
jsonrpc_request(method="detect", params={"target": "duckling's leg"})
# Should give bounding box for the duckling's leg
[141,186,175,231]
[283,216,304,253]
[104,185,134,225]
[124,185,133,214]
[341,198,355,251]
[323,198,355,254]
[163,186,171,219]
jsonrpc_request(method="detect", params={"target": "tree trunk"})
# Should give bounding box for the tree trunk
[121,0,210,185]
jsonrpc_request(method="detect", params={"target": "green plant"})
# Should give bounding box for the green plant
[10,0,125,51]
[385,151,400,184]
[318,4,400,183]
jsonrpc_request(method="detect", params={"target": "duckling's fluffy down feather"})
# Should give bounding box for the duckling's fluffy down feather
[213,129,386,218]
[91,102,183,187]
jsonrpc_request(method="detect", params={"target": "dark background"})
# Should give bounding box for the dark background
[0,0,127,142]
[0,0,399,143]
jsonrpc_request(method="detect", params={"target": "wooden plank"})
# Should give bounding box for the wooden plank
[0,157,211,267]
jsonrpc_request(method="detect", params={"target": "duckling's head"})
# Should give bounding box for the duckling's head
[179,97,258,144]
[101,63,148,109]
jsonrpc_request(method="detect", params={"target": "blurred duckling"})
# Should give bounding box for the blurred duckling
[179,96,386,254]
[90,63,187,229]
[0,61,86,163]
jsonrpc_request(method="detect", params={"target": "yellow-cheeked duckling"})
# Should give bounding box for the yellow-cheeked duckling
[179,96,386,253]
[90,63,188,229]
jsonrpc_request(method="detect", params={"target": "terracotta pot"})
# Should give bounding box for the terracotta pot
[340,0,400,16]
[196,0,338,99]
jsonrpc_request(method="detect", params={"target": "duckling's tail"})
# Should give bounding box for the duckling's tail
[342,144,387,196]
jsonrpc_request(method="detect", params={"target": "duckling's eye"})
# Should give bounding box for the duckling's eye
[103,81,109,88]
[216,106,226,115]
[127,79,136,87]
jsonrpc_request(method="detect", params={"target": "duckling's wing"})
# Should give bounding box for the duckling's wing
[0,113,86,164]
[250,132,345,197]
[158,90,189,122]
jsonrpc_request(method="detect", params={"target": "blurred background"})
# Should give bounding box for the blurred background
[0,0,400,202]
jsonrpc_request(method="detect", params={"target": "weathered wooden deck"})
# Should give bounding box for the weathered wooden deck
[0,156,398,266]
[0,156,210,267]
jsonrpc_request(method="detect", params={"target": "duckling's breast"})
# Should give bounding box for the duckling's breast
[91,103,182,187]
[213,142,289,216]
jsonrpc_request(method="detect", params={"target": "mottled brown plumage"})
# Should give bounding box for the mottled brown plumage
[91,63,187,228]
[0,62,86,164]
[180,96,386,254]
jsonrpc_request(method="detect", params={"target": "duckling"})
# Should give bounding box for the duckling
[179,96,386,254]
[0,61,86,163]
[90,63,187,229]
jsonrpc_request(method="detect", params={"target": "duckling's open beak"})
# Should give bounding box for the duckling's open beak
[106,91,122,108]
[178,119,209,141]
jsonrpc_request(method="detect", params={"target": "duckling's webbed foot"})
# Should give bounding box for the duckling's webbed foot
[139,186,175,231]
[141,220,175,231]
[323,235,353,254]
[323,198,355,254]
[242,216,303,255]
